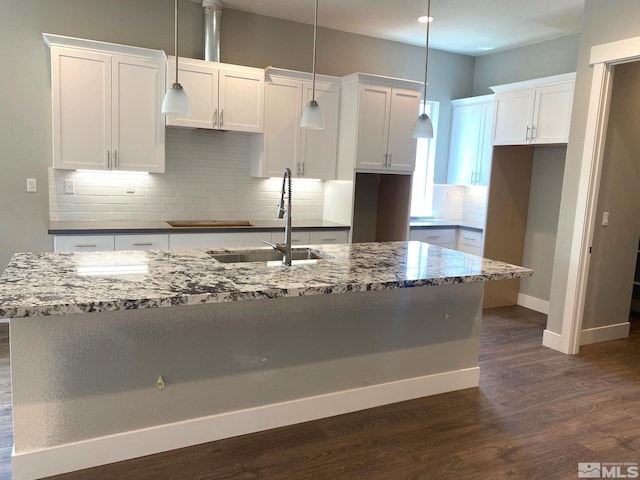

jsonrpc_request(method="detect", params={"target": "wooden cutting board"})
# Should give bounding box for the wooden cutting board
[167,220,255,227]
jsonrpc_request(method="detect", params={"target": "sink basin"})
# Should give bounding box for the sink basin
[168,220,254,227]
[210,248,326,265]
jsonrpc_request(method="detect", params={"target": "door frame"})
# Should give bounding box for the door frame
[556,36,640,354]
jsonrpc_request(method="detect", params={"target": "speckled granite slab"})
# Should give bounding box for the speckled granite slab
[0,241,532,318]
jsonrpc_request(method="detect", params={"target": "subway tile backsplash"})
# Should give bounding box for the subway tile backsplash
[432,184,488,228]
[49,129,325,222]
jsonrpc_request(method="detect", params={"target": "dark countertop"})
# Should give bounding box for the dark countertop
[410,219,484,232]
[49,219,350,235]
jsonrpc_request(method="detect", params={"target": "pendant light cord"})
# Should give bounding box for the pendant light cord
[311,0,318,102]
[422,0,431,110]
[174,0,179,84]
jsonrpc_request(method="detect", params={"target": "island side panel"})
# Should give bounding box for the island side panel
[11,282,482,457]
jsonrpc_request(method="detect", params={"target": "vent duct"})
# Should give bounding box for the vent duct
[203,0,222,62]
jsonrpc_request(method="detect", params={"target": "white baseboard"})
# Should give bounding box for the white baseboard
[517,293,549,314]
[12,367,480,480]
[580,322,630,345]
[542,329,565,352]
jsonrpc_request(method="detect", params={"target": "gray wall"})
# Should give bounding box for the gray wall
[472,36,579,303]
[547,0,640,335]
[0,1,474,271]
[580,62,640,329]
[519,148,566,301]
[473,34,581,95]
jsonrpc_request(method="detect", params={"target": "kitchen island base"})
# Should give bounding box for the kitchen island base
[11,282,483,479]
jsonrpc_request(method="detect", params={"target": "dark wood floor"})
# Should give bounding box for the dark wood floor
[1,308,639,480]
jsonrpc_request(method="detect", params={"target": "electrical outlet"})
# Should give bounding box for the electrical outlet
[64,180,75,194]
[26,178,37,193]
[602,211,609,226]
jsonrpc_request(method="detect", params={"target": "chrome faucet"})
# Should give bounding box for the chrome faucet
[263,168,292,266]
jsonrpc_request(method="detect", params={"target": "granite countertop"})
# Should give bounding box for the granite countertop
[48,219,349,235]
[0,241,532,319]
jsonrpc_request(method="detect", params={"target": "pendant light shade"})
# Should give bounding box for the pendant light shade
[301,0,324,129]
[162,0,191,117]
[413,0,433,139]
[412,112,434,138]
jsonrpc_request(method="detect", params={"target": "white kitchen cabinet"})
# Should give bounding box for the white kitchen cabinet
[250,68,340,180]
[309,230,349,245]
[491,73,575,146]
[169,232,268,249]
[447,95,494,186]
[45,34,166,172]
[337,73,422,178]
[54,235,115,252]
[456,228,483,256]
[166,57,264,133]
[114,234,169,251]
[409,228,457,249]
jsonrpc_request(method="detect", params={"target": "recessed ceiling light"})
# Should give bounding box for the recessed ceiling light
[417,15,433,24]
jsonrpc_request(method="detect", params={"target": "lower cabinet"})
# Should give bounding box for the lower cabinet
[54,229,350,252]
[409,227,484,256]
[409,228,457,249]
[54,235,116,252]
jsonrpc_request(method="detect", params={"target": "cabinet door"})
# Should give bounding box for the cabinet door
[492,89,534,145]
[218,68,264,133]
[165,58,217,129]
[476,102,494,186]
[112,56,165,173]
[447,103,483,185]
[386,88,420,172]
[355,84,391,170]
[409,228,457,248]
[51,47,111,170]
[300,81,340,179]
[531,82,574,144]
[262,78,302,177]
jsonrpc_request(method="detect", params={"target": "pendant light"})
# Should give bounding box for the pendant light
[300,0,324,129]
[162,0,191,117]
[412,0,434,138]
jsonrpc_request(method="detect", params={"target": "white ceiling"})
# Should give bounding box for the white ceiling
[215,0,585,57]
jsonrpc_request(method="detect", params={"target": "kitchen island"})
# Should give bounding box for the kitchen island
[0,241,531,479]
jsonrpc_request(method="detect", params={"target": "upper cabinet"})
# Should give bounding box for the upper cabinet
[44,34,166,172]
[336,73,422,179]
[447,95,494,186]
[491,73,576,146]
[250,68,340,180]
[166,57,264,133]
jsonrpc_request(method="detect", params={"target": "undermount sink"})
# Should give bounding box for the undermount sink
[210,248,327,265]
[167,220,254,227]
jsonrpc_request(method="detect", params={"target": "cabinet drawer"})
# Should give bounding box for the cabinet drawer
[410,228,457,245]
[271,231,311,246]
[169,232,267,249]
[309,230,349,245]
[115,234,169,251]
[457,243,482,257]
[458,229,483,248]
[54,235,115,252]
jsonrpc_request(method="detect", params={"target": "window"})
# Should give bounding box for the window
[410,101,439,218]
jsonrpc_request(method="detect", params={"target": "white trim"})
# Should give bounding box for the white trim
[517,293,549,314]
[580,322,630,345]
[590,36,640,65]
[12,367,479,480]
[42,33,166,60]
[542,329,564,351]
[490,72,576,93]
[0,318,9,324]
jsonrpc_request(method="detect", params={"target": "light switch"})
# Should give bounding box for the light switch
[26,178,37,193]
[602,211,609,226]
